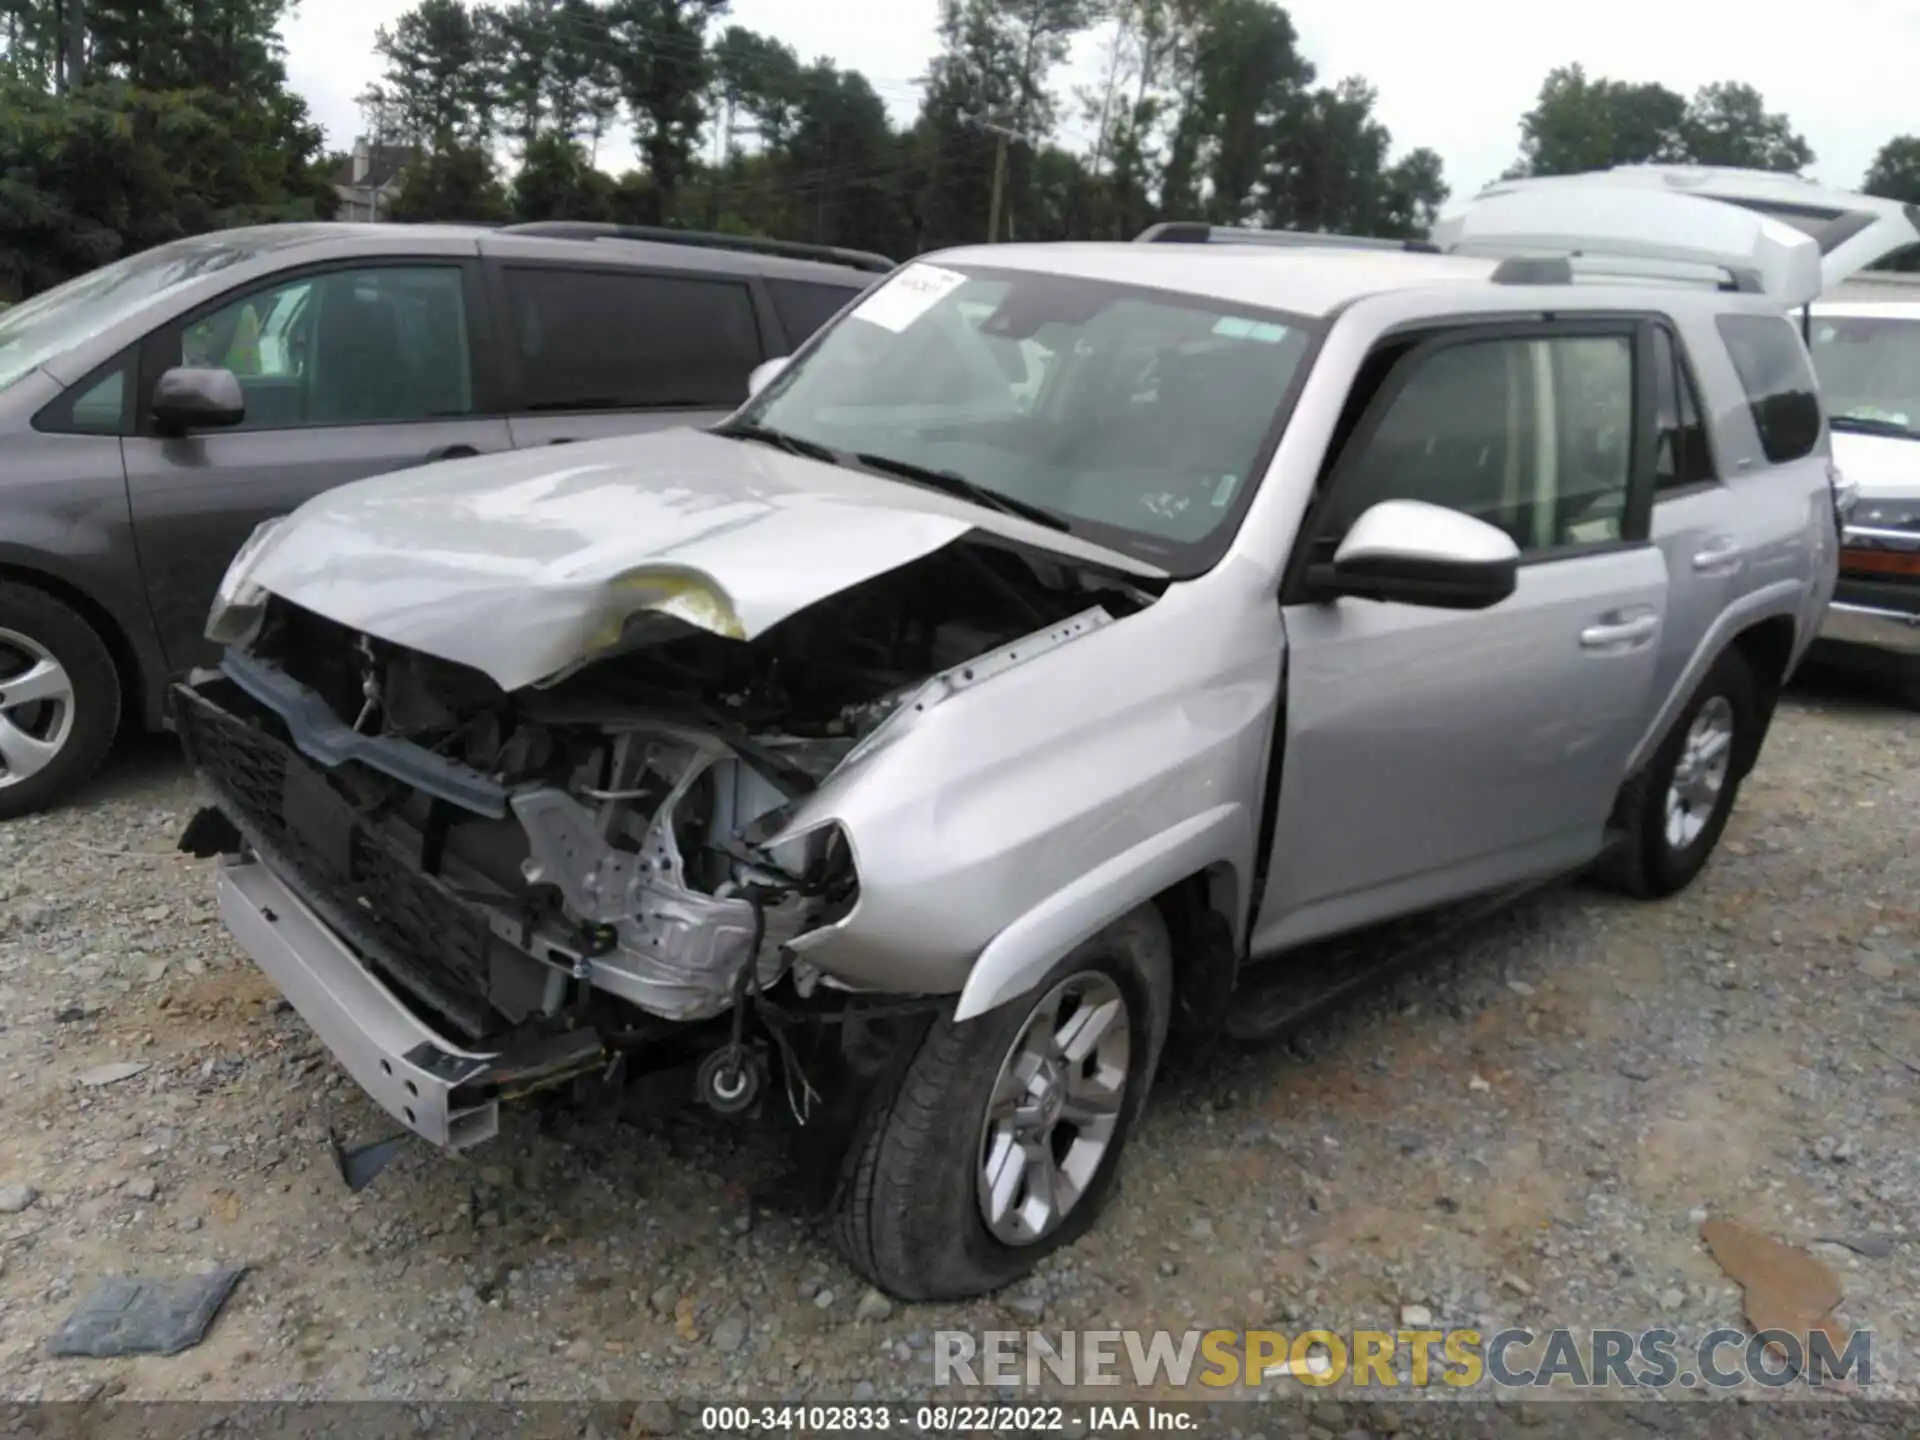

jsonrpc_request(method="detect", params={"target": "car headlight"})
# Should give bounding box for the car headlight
[205,516,287,645]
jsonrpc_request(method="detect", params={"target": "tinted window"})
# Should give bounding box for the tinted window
[504,268,763,411]
[35,357,130,436]
[768,279,862,346]
[1714,313,1822,463]
[1325,333,1635,554]
[164,266,473,431]
[1653,328,1715,490]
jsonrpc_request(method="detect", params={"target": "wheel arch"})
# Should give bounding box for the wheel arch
[950,804,1250,1025]
[0,562,156,731]
[1726,613,1796,778]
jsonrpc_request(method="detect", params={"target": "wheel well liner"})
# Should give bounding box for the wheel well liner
[1728,613,1795,778]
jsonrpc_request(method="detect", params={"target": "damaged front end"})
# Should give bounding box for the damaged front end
[176,533,1151,1187]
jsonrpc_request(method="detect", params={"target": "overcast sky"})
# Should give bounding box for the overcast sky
[285,0,1916,202]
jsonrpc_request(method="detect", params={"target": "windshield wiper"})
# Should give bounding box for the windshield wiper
[851,452,1071,532]
[713,421,842,465]
[1831,415,1915,439]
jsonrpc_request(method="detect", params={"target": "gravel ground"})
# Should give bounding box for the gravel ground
[0,675,1916,1417]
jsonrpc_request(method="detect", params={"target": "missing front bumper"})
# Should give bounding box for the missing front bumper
[217,853,605,1151]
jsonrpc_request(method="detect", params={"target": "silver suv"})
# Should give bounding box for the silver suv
[175,188,1841,1300]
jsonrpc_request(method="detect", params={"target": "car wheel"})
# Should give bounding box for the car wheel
[0,583,122,821]
[1593,646,1755,900]
[831,906,1173,1301]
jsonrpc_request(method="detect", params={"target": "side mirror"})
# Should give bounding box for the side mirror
[1314,498,1520,611]
[152,366,245,434]
[746,356,791,399]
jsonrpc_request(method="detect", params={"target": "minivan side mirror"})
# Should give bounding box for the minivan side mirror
[746,356,791,399]
[152,366,246,434]
[1314,498,1520,611]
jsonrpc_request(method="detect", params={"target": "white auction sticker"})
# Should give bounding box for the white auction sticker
[850,263,969,333]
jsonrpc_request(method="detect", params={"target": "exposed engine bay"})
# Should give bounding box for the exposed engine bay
[180,535,1155,1090]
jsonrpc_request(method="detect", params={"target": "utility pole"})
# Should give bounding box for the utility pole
[960,112,1034,243]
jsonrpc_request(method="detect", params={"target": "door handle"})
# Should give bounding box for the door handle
[1691,537,1744,574]
[424,444,479,464]
[1580,613,1660,649]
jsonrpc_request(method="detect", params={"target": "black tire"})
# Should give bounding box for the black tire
[830,905,1173,1301]
[1592,646,1756,899]
[0,582,122,821]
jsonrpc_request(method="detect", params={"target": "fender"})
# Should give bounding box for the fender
[1624,577,1806,777]
[952,802,1251,1023]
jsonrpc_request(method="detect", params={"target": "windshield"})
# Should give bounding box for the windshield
[0,239,257,394]
[735,263,1317,571]
[1809,313,1920,438]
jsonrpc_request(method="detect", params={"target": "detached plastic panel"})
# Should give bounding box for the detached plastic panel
[1430,187,1824,308]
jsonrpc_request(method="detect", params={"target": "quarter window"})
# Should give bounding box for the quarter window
[163,266,474,431]
[1714,313,1822,464]
[502,268,763,411]
[1322,333,1637,555]
[35,357,131,436]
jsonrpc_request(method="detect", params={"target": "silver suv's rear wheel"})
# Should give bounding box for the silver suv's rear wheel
[832,907,1172,1300]
[0,585,121,821]
[1594,647,1755,899]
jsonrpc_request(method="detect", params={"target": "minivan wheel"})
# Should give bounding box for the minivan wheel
[0,583,122,821]
[1592,647,1755,899]
[831,907,1172,1301]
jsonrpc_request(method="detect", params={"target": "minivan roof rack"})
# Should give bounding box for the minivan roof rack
[498,221,896,274]
[1136,221,1441,254]
[1486,253,1764,293]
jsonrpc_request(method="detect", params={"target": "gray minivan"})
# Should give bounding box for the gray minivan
[0,222,884,818]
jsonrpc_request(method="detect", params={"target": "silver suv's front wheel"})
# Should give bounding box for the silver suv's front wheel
[832,908,1172,1301]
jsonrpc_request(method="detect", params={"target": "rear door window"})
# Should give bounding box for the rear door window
[767,279,864,347]
[1652,328,1715,490]
[1714,313,1823,464]
[502,268,764,412]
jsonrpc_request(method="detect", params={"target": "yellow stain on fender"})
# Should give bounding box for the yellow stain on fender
[602,570,748,645]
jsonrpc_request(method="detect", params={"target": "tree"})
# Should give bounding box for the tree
[605,0,728,223]
[388,144,511,222]
[1507,64,1687,178]
[1679,82,1811,173]
[512,131,614,220]
[1864,136,1920,204]
[374,0,502,149]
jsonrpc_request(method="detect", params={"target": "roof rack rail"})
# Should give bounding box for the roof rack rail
[1486,253,1763,293]
[499,221,896,274]
[1135,221,1441,254]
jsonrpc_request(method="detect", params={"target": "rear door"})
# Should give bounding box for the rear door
[1251,320,1669,954]
[491,262,770,448]
[122,259,512,673]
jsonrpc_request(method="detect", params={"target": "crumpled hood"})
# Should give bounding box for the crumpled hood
[239,427,1164,692]
[1833,431,1920,500]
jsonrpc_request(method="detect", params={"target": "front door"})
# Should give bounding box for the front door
[122,261,512,671]
[1251,322,1670,955]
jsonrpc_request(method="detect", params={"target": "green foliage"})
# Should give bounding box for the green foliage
[1864,136,1920,205]
[1508,65,1813,179]
[0,0,334,297]
[388,144,512,223]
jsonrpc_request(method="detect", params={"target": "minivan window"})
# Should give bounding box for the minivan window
[1714,313,1823,464]
[1808,313,1920,439]
[768,279,862,346]
[504,268,763,411]
[162,266,473,431]
[0,240,255,395]
[736,265,1316,573]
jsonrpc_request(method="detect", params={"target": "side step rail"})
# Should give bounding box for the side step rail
[1223,878,1559,1042]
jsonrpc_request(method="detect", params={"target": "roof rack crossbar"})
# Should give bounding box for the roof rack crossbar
[1135,221,1440,255]
[1482,252,1762,293]
[499,221,895,274]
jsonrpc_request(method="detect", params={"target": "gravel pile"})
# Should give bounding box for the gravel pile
[0,689,1914,1410]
